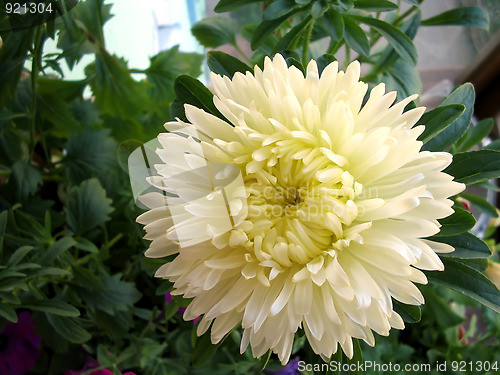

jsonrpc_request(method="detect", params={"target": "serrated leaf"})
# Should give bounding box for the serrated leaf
[207,51,253,78]
[423,83,475,151]
[353,0,398,12]
[421,6,489,30]
[432,232,491,259]
[76,274,141,315]
[214,0,262,13]
[343,16,370,56]
[64,178,114,235]
[435,205,476,237]
[427,258,500,313]
[348,15,418,64]
[46,314,91,343]
[417,104,465,144]
[324,9,344,41]
[86,51,145,117]
[146,46,203,106]
[458,118,494,152]
[64,129,116,184]
[191,16,237,48]
[393,300,421,323]
[12,161,42,201]
[444,150,500,185]
[23,300,80,317]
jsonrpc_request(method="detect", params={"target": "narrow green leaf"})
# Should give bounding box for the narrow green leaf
[348,15,418,64]
[46,314,91,343]
[432,232,491,259]
[73,237,99,253]
[64,178,114,235]
[343,17,370,56]
[214,0,261,12]
[0,292,21,305]
[435,205,476,237]
[353,0,398,12]
[0,304,17,322]
[28,267,71,278]
[347,339,363,375]
[423,83,475,151]
[393,301,421,323]
[311,1,329,19]
[402,0,420,5]
[6,246,33,267]
[324,9,344,41]
[38,237,76,264]
[192,327,230,368]
[444,150,500,184]
[421,7,489,30]
[252,7,304,49]
[207,51,253,78]
[273,16,313,53]
[263,0,299,20]
[174,75,227,121]
[0,211,6,260]
[461,192,498,218]
[23,300,80,317]
[191,16,237,48]
[458,118,494,152]
[417,104,465,144]
[427,258,500,313]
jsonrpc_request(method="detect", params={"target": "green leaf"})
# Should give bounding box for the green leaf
[0,291,20,305]
[393,301,421,323]
[286,57,305,74]
[484,139,500,151]
[460,192,498,218]
[207,51,253,78]
[0,304,17,322]
[23,300,80,317]
[191,16,237,48]
[343,16,370,56]
[273,16,313,53]
[444,150,500,185]
[347,339,363,375]
[317,54,337,75]
[64,178,114,235]
[458,118,494,152]
[435,205,476,237]
[12,161,42,201]
[348,15,418,64]
[421,286,464,328]
[214,0,262,12]
[432,232,492,259]
[402,0,420,4]
[46,314,91,343]
[252,7,304,50]
[423,83,475,151]
[263,0,300,20]
[76,274,141,315]
[192,327,230,368]
[174,75,227,122]
[311,0,329,19]
[146,46,203,107]
[6,246,33,267]
[427,258,500,313]
[0,211,6,260]
[421,6,489,30]
[73,237,99,253]
[37,237,76,264]
[417,104,465,144]
[324,9,344,41]
[385,58,421,99]
[86,51,145,117]
[353,0,398,12]
[64,129,116,184]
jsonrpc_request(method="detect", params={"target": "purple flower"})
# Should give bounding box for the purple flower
[0,311,42,375]
[265,357,300,375]
[64,357,136,375]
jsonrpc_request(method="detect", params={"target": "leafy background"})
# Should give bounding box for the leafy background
[0,0,499,374]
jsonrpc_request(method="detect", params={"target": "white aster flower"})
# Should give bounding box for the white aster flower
[136,54,465,364]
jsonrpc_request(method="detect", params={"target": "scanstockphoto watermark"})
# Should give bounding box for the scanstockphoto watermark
[298,360,500,373]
